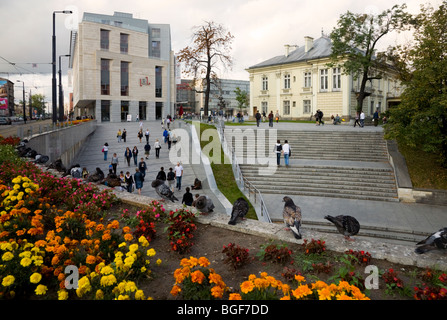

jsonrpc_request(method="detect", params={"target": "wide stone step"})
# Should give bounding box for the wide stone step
[246,176,397,188]
[254,188,398,202]
[239,164,395,175]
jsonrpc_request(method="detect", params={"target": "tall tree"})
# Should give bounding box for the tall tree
[384,1,447,166]
[177,21,234,116]
[329,4,410,112]
[234,87,248,113]
[30,94,46,116]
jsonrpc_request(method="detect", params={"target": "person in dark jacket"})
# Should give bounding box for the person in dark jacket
[134,168,144,195]
[182,187,194,206]
[124,147,132,166]
[156,167,166,181]
[138,157,147,178]
[124,171,134,193]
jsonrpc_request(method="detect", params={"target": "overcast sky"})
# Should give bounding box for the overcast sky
[0,0,442,104]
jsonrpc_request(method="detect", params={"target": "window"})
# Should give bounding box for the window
[304,72,312,88]
[100,29,110,50]
[121,101,129,121]
[333,67,341,90]
[121,61,129,96]
[303,100,311,114]
[101,100,110,122]
[151,28,161,38]
[284,74,290,89]
[152,41,161,58]
[320,69,328,91]
[283,100,290,115]
[120,33,129,54]
[139,101,147,120]
[100,59,110,95]
[155,66,162,98]
[262,77,268,91]
[261,101,268,115]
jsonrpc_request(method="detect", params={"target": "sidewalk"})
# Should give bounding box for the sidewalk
[71,119,228,214]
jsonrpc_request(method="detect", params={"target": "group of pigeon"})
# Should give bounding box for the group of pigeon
[154,180,447,256]
[281,196,447,255]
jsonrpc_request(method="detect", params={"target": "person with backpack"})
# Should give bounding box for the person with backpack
[167,167,175,192]
[273,139,282,166]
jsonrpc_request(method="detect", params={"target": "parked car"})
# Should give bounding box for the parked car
[0,117,10,125]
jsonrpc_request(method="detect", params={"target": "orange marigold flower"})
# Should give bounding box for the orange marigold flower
[240,281,254,294]
[190,270,205,284]
[229,293,242,300]
[211,285,224,299]
[122,226,131,234]
[102,233,111,241]
[170,285,181,296]
[86,255,96,265]
[198,257,210,267]
[124,233,133,242]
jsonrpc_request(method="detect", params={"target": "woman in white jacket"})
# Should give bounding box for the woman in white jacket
[282,140,291,167]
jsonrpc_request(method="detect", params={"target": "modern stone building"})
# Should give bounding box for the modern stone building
[246,35,403,120]
[69,11,176,122]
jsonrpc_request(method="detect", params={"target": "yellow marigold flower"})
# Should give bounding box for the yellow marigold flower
[86,255,96,265]
[20,257,32,267]
[100,265,114,275]
[295,275,306,283]
[124,256,135,267]
[124,233,133,242]
[35,284,48,295]
[170,284,181,296]
[138,236,149,247]
[58,289,69,300]
[129,243,139,253]
[140,266,147,273]
[12,177,21,184]
[211,285,224,299]
[156,259,162,266]
[229,293,242,300]
[198,257,210,267]
[135,290,145,300]
[117,294,130,300]
[30,273,42,284]
[2,275,15,287]
[240,280,255,294]
[191,270,205,284]
[125,281,137,292]
[146,248,156,257]
[100,274,117,287]
[2,252,14,261]
[96,289,104,300]
[318,287,334,300]
[292,284,313,300]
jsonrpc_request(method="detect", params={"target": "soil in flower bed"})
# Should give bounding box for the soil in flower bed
[110,205,436,300]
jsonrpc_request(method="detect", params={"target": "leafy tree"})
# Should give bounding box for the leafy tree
[384,1,447,167]
[31,94,46,116]
[234,87,248,113]
[329,4,410,112]
[177,21,234,116]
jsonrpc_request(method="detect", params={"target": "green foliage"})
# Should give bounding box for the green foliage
[234,86,248,111]
[385,1,447,167]
[0,145,24,165]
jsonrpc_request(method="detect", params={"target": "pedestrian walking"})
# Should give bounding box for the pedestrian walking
[268,111,274,127]
[273,139,282,166]
[134,168,144,195]
[174,162,183,191]
[283,140,291,167]
[354,111,361,127]
[110,153,119,174]
[168,130,173,150]
[373,109,379,127]
[360,111,365,128]
[117,129,122,142]
[132,146,139,166]
[156,167,166,181]
[124,171,134,193]
[124,147,132,166]
[163,128,169,144]
[102,143,109,161]
[138,129,143,143]
[167,167,175,192]
[154,139,161,158]
[145,129,150,143]
[182,187,194,206]
[275,111,280,123]
[255,111,261,127]
[122,129,127,142]
[144,142,151,159]
[138,157,147,178]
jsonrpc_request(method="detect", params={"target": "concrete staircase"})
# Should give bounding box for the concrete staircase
[227,129,399,202]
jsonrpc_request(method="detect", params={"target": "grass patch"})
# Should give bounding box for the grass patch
[192,121,257,220]
[397,139,447,190]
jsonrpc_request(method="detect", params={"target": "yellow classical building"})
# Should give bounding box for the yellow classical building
[246,35,402,121]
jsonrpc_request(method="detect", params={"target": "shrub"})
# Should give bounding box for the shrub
[257,242,293,264]
[301,238,326,255]
[222,243,251,270]
[165,208,197,253]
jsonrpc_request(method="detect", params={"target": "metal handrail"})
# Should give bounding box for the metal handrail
[215,119,272,223]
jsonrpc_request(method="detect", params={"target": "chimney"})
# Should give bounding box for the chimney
[284,44,290,57]
[304,36,314,53]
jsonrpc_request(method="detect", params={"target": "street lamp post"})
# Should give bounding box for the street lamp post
[52,10,72,124]
[16,80,26,124]
[59,54,70,122]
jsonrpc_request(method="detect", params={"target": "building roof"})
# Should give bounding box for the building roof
[247,36,333,70]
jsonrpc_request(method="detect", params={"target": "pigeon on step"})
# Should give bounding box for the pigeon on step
[283,196,302,239]
[415,227,447,254]
[228,197,249,225]
[324,215,360,241]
